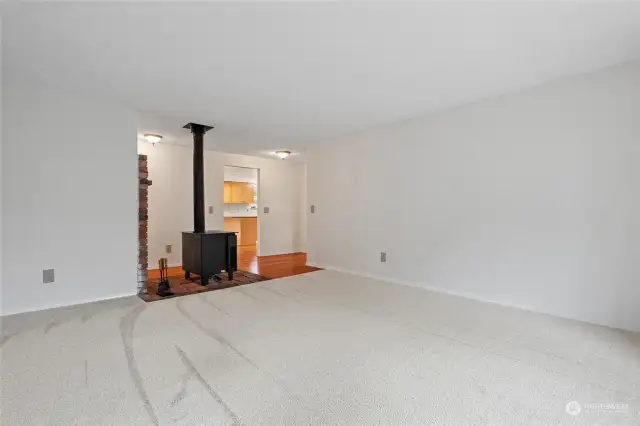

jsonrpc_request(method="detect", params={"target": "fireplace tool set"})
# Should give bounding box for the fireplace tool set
[156,258,174,297]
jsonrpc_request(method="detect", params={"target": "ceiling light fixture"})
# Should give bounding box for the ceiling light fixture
[144,133,163,145]
[275,150,291,160]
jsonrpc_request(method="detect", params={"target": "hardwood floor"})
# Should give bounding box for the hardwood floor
[148,245,321,280]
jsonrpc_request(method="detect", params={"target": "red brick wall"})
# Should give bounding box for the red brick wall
[138,154,151,294]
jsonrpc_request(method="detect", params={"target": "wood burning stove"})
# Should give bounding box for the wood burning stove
[181,122,238,286]
[182,231,237,285]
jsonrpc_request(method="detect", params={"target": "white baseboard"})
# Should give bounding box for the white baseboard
[307,262,487,302]
[1,292,139,318]
[307,262,638,333]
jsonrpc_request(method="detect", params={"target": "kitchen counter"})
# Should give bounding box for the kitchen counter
[223,213,257,218]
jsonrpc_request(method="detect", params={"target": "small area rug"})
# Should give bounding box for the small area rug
[139,270,271,302]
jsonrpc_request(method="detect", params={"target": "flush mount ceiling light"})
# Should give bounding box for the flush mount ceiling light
[144,133,163,145]
[274,150,291,160]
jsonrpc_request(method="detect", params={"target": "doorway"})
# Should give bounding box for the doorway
[223,166,260,269]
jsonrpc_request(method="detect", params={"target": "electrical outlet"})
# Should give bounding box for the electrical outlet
[208,206,214,214]
[264,207,269,213]
[311,205,316,214]
[166,245,172,254]
[43,269,55,284]
[380,252,387,263]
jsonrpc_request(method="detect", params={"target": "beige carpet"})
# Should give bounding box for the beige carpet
[1,270,639,425]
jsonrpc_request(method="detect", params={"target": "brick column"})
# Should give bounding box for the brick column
[138,155,152,294]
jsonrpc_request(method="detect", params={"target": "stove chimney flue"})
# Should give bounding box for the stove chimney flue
[183,122,214,233]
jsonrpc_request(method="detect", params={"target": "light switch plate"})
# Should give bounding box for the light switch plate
[311,205,316,214]
[264,207,269,213]
[166,245,172,254]
[43,269,55,284]
[380,252,387,263]
[208,206,214,214]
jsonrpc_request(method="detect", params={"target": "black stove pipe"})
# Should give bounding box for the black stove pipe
[183,122,214,233]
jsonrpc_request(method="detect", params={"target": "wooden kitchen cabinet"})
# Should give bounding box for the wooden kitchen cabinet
[223,182,232,203]
[241,183,255,203]
[223,218,242,242]
[224,181,254,203]
[230,182,245,203]
[223,217,257,246]
[240,217,257,246]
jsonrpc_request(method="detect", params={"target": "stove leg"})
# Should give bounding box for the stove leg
[185,271,191,280]
[226,253,234,281]
[200,275,208,286]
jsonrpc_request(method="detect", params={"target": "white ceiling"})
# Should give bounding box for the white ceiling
[4,2,640,160]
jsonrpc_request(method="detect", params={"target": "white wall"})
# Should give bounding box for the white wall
[307,62,640,332]
[297,165,308,253]
[0,22,4,316]
[2,81,138,316]
[137,141,306,268]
